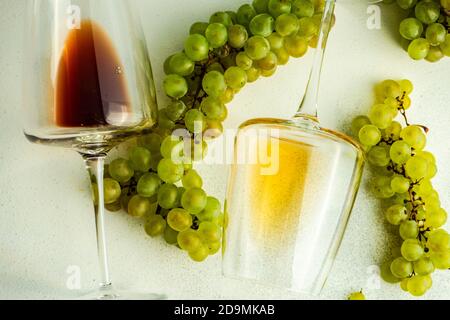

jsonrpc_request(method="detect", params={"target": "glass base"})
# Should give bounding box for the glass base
[78,285,167,300]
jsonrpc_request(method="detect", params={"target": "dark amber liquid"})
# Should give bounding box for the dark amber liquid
[56,20,130,127]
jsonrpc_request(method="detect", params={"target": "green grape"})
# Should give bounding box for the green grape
[399,18,423,40]
[407,275,432,296]
[385,204,408,225]
[227,11,237,24]
[400,278,409,291]
[383,121,402,140]
[441,34,450,56]
[413,179,433,196]
[425,23,446,46]
[209,12,233,28]
[256,51,278,70]
[157,159,184,184]
[169,53,194,77]
[405,156,428,181]
[292,0,315,18]
[218,87,234,104]
[284,34,309,57]
[166,100,187,122]
[128,195,151,217]
[399,220,419,240]
[197,196,222,221]
[184,34,210,62]
[298,17,319,37]
[246,67,261,83]
[312,0,325,13]
[177,229,203,251]
[273,47,290,65]
[358,125,381,146]
[428,229,450,252]
[368,145,391,167]
[351,116,371,136]
[384,97,400,117]
[391,175,410,194]
[236,52,253,70]
[245,35,270,60]
[268,0,292,18]
[182,170,203,189]
[108,158,134,183]
[430,250,450,269]
[399,79,414,94]
[184,109,207,133]
[413,257,435,275]
[390,257,413,278]
[167,208,192,232]
[205,120,224,139]
[163,54,175,75]
[208,241,221,255]
[368,104,393,129]
[252,0,270,13]
[129,146,152,172]
[207,62,225,74]
[426,208,447,229]
[275,13,299,37]
[190,22,209,35]
[157,183,179,209]
[189,243,210,262]
[163,74,188,99]
[137,173,162,198]
[160,135,183,160]
[188,139,209,161]
[425,161,437,179]
[396,0,418,9]
[377,80,402,99]
[267,32,284,50]
[415,1,440,24]
[400,125,426,150]
[202,71,227,98]
[181,188,207,214]
[261,66,277,77]
[401,239,424,261]
[158,109,176,131]
[442,0,450,10]
[164,225,179,245]
[145,215,166,237]
[205,23,228,48]
[138,133,162,154]
[425,46,444,62]
[347,292,365,300]
[201,96,226,120]
[249,14,275,37]
[228,25,249,49]
[390,141,411,164]
[380,261,401,283]
[408,38,430,60]
[237,4,257,27]
[102,178,121,205]
[198,221,221,244]
[224,66,248,90]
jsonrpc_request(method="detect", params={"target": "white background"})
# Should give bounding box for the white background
[0,0,449,300]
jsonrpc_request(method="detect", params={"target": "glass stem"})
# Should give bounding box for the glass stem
[83,155,112,290]
[294,0,336,121]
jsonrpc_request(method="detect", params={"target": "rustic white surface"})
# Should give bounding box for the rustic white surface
[0,0,449,300]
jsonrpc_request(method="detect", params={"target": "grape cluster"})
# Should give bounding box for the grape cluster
[352,79,449,297]
[100,0,330,262]
[386,0,450,62]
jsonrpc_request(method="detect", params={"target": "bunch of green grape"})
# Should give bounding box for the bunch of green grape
[351,79,449,296]
[385,0,450,62]
[99,0,329,262]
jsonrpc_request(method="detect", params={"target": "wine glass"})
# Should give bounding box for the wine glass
[23,0,162,299]
[223,0,365,295]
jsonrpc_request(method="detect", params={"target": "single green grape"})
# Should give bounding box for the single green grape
[383,121,402,140]
[138,133,162,154]
[401,239,424,261]
[208,241,221,255]
[351,116,371,136]
[391,175,410,194]
[189,243,210,262]
[129,146,152,172]
[202,71,227,98]
[358,125,381,146]
[102,178,121,205]
[441,34,450,56]
[408,38,430,60]
[368,145,390,167]
[184,34,210,62]
[292,0,315,18]
[267,32,284,50]
[396,0,418,10]
[157,183,179,209]
[190,22,209,36]
[347,292,366,300]
[425,23,446,46]
[368,104,393,129]
[400,125,426,150]
[160,135,183,160]
[425,207,447,229]
[430,250,450,269]
[390,257,413,278]
[227,11,237,24]
[284,34,309,57]
[164,74,188,99]
[137,173,162,198]
[413,257,435,275]
[158,109,176,131]
[297,17,319,37]
[407,275,432,297]
[399,79,414,94]
[249,14,275,37]
[252,0,270,14]
[390,140,411,165]
[399,18,423,40]
[157,159,184,184]
[209,11,233,28]
[166,100,187,122]
[268,0,292,18]
[108,158,134,183]
[177,229,203,251]
[145,215,167,237]
[399,220,419,240]
[380,261,401,283]
[376,80,402,100]
[205,23,228,48]
[236,52,253,70]
[181,188,208,214]
[205,119,224,139]
[427,229,450,252]
[273,47,290,65]
[256,51,278,70]
[198,221,222,244]
[182,169,203,189]
[167,208,193,232]
[201,96,226,120]
[184,109,207,133]
[415,1,440,24]
[275,13,299,37]
[164,225,179,245]
[405,156,428,181]
[246,67,261,83]
[169,52,195,77]
[400,278,409,292]
[245,35,270,60]
[128,195,151,218]
[219,87,235,104]
[237,4,257,27]
[228,24,249,49]
[425,46,444,63]
[385,204,408,225]
[260,66,277,77]
[224,66,248,90]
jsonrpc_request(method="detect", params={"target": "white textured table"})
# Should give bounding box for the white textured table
[0,0,449,300]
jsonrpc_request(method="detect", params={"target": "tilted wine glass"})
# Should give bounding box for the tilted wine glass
[223,0,366,295]
[23,0,162,299]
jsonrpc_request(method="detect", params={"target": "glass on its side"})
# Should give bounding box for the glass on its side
[222,0,365,295]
